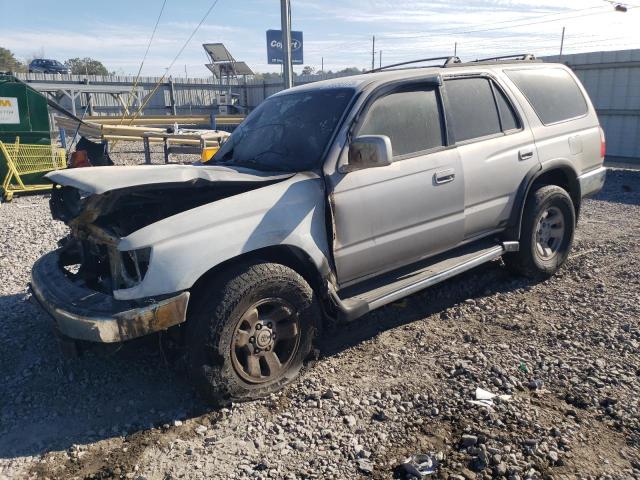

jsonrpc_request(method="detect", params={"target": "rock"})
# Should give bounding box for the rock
[356,458,373,474]
[343,415,357,427]
[371,410,388,422]
[460,434,478,448]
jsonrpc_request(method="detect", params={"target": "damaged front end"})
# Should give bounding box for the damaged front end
[32,185,191,342]
[32,165,294,343]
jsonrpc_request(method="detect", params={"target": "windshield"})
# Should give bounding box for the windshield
[214,87,354,172]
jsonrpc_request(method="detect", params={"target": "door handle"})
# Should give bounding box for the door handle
[519,150,534,161]
[434,168,455,184]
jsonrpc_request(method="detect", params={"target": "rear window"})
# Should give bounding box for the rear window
[445,77,502,142]
[506,68,588,125]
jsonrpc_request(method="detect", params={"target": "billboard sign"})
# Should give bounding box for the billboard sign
[266,30,303,65]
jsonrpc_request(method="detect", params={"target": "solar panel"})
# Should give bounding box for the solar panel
[203,43,234,62]
[232,61,254,76]
[205,63,221,77]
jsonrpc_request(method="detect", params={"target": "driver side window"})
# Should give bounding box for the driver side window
[358,88,445,158]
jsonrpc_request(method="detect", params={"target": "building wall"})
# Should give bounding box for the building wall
[543,49,640,161]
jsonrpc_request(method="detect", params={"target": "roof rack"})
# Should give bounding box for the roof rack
[472,54,537,63]
[367,56,461,73]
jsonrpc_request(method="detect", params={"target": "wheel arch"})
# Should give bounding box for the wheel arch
[505,159,581,241]
[187,244,333,319]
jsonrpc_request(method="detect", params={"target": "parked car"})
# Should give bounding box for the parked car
[32,55,606,405]
[28,59,69,74]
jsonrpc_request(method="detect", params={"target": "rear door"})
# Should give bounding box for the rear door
[331,82,465,285]
[444,75,540,240]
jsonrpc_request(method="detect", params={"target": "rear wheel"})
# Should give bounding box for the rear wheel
[187,262,321,406]
[504,185,575,278]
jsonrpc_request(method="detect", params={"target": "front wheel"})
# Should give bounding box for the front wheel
[186,262,321,406]
[504,184,576,278]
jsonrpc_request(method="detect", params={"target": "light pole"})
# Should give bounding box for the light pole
[280,0,293,89]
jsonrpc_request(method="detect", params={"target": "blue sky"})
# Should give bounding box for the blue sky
[1,0,638,77]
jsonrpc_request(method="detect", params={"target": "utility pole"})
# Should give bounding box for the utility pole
[559,26,566,58]
[371,35,375,70]
[454,42,457,57]
[280,0,293,89]
[321,56,324,73]
[379,50,382,68]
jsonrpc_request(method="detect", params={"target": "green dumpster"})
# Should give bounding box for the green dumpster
[0,74,53,197]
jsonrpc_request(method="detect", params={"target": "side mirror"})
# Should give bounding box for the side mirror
[342,135,393,172]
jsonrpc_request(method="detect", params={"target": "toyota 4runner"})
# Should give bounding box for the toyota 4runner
[32,55,607,405]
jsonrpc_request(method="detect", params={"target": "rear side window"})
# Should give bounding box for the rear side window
[506,68,588,125]
[495,87,519,131]
[445,77,502,142]
[358,88,444,157]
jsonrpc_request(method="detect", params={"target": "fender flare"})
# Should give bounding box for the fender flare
[505,159,581,241]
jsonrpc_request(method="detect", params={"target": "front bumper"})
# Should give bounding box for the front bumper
[578,166,607,198]
[31,250,189,343]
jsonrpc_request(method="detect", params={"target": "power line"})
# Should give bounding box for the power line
[126,0,221,124]
[379,4,610,40]
[121,0,168,120]
[379,6,636,41]
[315,5,625,55]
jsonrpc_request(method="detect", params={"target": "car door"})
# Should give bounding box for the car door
[330,83,465,286]
[444,75,540,240]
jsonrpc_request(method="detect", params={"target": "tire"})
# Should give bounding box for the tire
[504,184,575,278]
[186,262,321,406]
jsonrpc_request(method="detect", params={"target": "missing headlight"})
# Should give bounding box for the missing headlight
[119,247,152,288]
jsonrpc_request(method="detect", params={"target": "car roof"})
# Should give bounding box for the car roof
[275,61,564,96]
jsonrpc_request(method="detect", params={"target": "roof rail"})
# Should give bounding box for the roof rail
[367,56,461,73]
[472,54,537,63]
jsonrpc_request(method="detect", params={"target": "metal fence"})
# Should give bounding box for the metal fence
[543,49,640,162]
[15,71,354,117]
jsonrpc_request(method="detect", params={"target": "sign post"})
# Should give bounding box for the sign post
[280,0,293,89]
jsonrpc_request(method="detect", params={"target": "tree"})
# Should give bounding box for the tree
[0,47,26,73]
[253,71,283,81]
[336,67,365,75]
[65,57,109,75]
[301,65,315,75]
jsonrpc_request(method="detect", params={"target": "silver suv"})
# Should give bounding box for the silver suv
[33,55,606,404]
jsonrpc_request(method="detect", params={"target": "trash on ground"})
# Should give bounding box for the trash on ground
[397,453,439,478]
[468,387,512,408]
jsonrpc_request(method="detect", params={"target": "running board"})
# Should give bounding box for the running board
[330,241,518,321]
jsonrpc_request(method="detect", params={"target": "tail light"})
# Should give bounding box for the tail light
[599,127,606,160]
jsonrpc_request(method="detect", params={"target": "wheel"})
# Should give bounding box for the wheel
[186,262,321,406]
[504,184,575,278]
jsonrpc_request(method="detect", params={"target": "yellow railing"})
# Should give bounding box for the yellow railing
[1,137,67,201]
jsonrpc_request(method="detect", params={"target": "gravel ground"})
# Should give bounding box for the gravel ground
[0,168,639,480]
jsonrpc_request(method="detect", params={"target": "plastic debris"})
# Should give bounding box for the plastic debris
[468,387,512,408]
[397,453,439,478]
[519,361,529,373]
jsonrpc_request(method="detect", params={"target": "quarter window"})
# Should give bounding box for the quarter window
[494,87,520,131]
[358,88,444,157]
[505,68,588,125]
[445,77,502,142]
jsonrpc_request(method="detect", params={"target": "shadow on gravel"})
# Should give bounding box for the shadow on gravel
[0,261,538,461]
[0,292,208,460]
[317,261,543,359]
[594,169,640,206]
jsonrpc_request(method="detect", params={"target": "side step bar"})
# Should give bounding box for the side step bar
[330,241,518,322]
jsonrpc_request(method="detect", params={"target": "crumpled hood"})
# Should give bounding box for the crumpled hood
[46,164,294,195]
